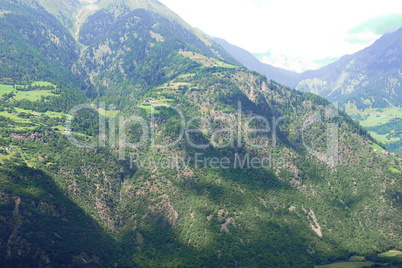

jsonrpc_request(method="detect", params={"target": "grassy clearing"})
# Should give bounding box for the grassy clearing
[0,84,14,95]
[13,90,55,101]
[318,250,402,268]
[369,131,400,144]
[315,262,374,268]
[176,73,195,79]
[0,82,57,101]
[11,126,37,132]
[0,148,23,164]
[0,111,32,123]
[98,108,120,117]
[377,250,402,264]
[389,167,401,173]
[138,98,173,114]
[379,250,402,258]
[158,98,174,103]
[346,107,402,156]
[53,125,68,131]
[349,256,366,261]
[31,81,56,87]
[138,103,171,114]
[0,108,66,122]
[370,143,386,153]
[0,152,14,163]
[160,82,192,90]
[0,108,67,132]
[14,108,67,118]
[351,107,402,128]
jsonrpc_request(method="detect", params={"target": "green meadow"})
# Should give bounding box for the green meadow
[31,81,56,87]
[0,84,14,94]
[13,90,55,101]
[356,107,402,128]
[347,107,402,155]
[0,82,57,101]
[378,250,402,261]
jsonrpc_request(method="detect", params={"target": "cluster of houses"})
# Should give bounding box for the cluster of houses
[144,99,160,104]
[2,147,20,151]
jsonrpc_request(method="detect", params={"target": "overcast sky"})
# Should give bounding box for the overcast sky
[159,0,402,72]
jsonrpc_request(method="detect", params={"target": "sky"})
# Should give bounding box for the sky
[158,0,402,72]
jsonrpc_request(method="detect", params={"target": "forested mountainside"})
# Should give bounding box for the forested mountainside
[1,0,402,267]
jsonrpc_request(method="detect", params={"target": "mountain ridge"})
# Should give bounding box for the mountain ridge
[0,0,401,267]
[295,26,402,155]
[213,37,300,88]
[297,27,402,107]
[217,27,402,156]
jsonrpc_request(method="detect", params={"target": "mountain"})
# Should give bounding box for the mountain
[0,0,81,87]
[297,27,402,108]
[74,0,238,99]
[0,0,402,267]
[214,37,300,88]
[296,27,402,155]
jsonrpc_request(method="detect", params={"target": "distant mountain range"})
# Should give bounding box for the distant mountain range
[217,28,402,155]
[297,27,402,155]
[296,27,402,109]
[253,49,328,73]
[216,27,402,107]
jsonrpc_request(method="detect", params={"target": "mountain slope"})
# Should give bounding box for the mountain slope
[214,37,300,88]
[297,27,402,108]
[0,0,402,267]
[0,0,80,87]
[296,27,402,155]
[75,4,238,99]
[0,163,122,267]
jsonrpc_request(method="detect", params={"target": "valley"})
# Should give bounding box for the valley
[0,0,401,267]
[217,30,402,156]
[346,107,402,156]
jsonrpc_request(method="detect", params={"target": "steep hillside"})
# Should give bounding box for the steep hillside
[0,163,122,267]
[0,0,402,267]
[75,4,237,99]
[0,0,81,87]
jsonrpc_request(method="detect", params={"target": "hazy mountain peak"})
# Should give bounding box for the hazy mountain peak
[254,49,322,73]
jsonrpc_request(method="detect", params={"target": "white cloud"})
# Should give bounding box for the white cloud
[159,0,402,71]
